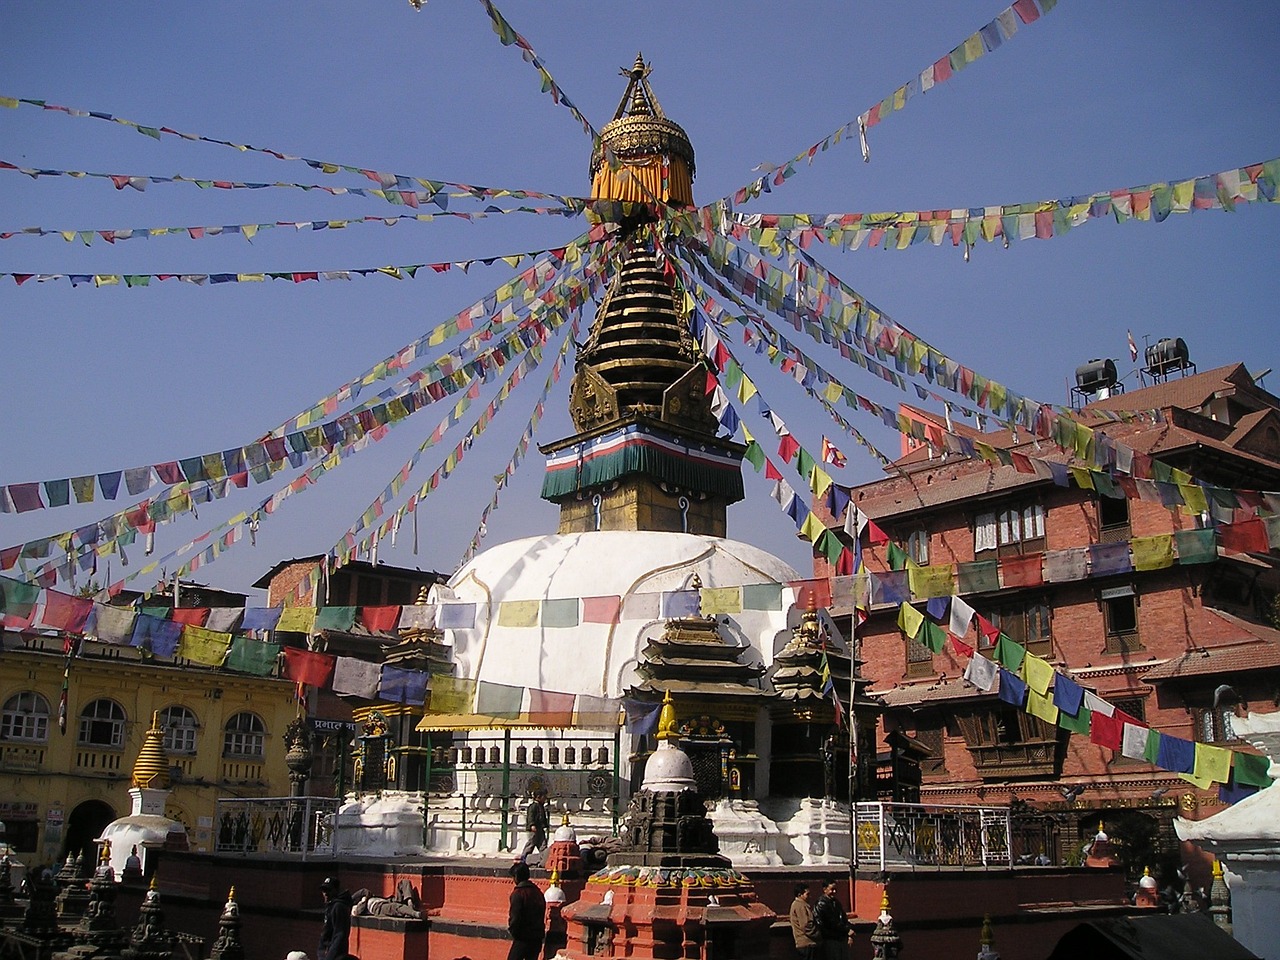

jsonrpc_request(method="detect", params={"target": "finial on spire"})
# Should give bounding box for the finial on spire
[657,690,678,742]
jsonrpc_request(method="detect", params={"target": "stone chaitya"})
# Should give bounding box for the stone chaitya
[560,693,775,960]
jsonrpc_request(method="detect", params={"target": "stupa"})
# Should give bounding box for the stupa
[97,712,189,878]
[559,693,775,960]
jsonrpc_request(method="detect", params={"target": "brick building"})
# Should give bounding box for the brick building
[816,362,1280,878]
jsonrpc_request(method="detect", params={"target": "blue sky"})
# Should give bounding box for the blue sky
[2,1,1277,599]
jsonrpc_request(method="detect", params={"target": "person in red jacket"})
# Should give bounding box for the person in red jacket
[507,861,546,960]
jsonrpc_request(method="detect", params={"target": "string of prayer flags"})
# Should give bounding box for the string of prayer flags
[728,155,1280,251]
[0,96,582,208]
[722,0,1056,207]
[0,204,585,246]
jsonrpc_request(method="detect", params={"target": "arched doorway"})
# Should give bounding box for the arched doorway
[64,800,116,862]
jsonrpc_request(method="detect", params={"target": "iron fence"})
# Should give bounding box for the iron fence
[214,796,340,858]
[852,801,1012,871]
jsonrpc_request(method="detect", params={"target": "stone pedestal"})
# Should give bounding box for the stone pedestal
[764,797,852,865]
[708,799,783,865]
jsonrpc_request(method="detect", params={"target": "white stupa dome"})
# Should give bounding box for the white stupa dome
[441,531,799,701]
[642,740,697,792]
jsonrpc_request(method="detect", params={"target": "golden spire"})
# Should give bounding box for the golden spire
[980,914,994,946]
[657,690,678,742]
[1212,859,1224,879]
[99,840,112,866]
[589,54,695,208]
[132,710,171,790]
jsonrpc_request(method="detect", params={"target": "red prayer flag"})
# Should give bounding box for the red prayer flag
[39,590,93,633]
[976,615,1001,644]
[282,646,336,688]
[528,689,575,726]
[1219,518,1269,555]
[999,553,1044,588]
[764,459,783,482]
[778,435,801,463]
[582,595,621,624]
[1012,0,1040,23]
[170,608,210,626]
[1089,710,1124,750]
[360,605,402,634]
[948,632,975,658]
[865,520,889,546]
[790,578,833,610]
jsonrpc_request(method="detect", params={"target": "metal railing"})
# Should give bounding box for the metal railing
[214,797,339,858]
[852,801,1012,871]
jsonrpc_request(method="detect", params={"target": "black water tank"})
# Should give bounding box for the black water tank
[1145,337,1190,375]
[1075,358,1118,394]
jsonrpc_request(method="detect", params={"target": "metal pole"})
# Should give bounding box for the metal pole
[845,593,859,915]
[612,724,622,835]
[500,729,512,852]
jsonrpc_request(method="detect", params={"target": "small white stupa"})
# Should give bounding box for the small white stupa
[1175,710,1280,957]
[97,711,188,878]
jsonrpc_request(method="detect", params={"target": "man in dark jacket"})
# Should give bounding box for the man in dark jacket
[813,880,852,960]
[318,877,353,960]
[507,861,546,960]
[519,789,550,863]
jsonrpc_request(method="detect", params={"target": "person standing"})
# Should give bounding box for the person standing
[507,861,546,960]
[318,877,353,960]
[813,880,852,960]
[789,883,818,960]
[519,788,550,863]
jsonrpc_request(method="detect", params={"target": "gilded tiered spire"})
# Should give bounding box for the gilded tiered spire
[132,711,171,790]
[590,54,695,208]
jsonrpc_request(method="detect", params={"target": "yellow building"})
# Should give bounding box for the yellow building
[0,631,297,865]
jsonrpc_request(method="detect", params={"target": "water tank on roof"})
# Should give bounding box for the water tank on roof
[1075,358,1118,395]
[1145,337,1191,376]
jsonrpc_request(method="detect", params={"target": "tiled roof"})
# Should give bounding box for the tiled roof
[1084,363,1254,414]
[1141,610,1280,682]
[874,676,993,708]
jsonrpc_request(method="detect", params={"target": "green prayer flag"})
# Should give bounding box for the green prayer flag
[1058,704,1091,735]
[1144,730,1162,764]
[742,582,783,611]
[476,680,523,719]
[743,441,765,472]
[315,606,357,632]
[1175,528,1218,565]
[922,620,947,654]
[887,543,908,572]
[541,598,579,628]
[225,637,280,676]
[994,634,1026,672]
[1233,751,1273,788]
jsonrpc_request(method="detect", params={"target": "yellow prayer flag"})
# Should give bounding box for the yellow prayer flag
[1172,180,1194,213]
[1179,484,1208,514]
[908,563,955,600]
[241,224,259,240]
[963,34,984,62]
[1070,467,1095,491]
[1026,688,1059,725]
[1022,653,1055,696]
[1193,742,1232,784]
[736,376,757,405]
[809,466,833,498]
[277,607,317,635]
[237,274,265,283]
[178,625,231,666]
[1131,535,1174,571]
[824,381,843,404]
[0,97,18,108]
[1178,771,1215,790]
[497,600,540,628]
[94,275,120,287]
[429,675,477,714]
[799,512,825,544]
[897,602,925,640]
[700,587,742,616]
